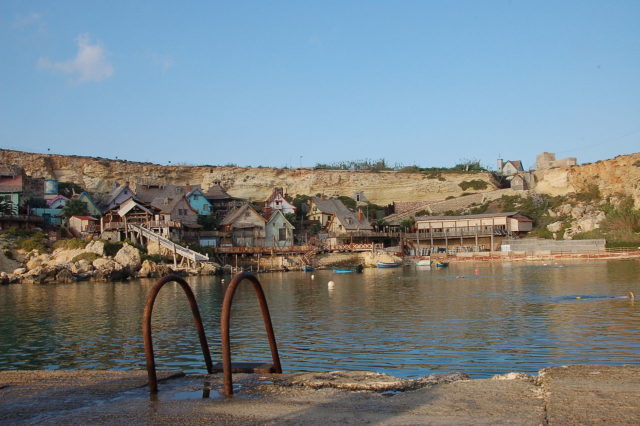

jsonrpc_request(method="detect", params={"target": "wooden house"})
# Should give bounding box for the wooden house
[186,186,212,215]
[308,197,372,235]
[74,192,102,217]
[497,159,524,176]
[203,180,245,218]
[0,164,44,215]
[102,183,134,213]
[150,195,200,229]
[264,187,296,215]
[219,203,266,247]
[265,210,295,247]
[69,215,98,237]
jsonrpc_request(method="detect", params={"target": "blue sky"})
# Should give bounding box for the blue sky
[1,1,639,170]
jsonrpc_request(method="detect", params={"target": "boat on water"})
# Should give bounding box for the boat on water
[377,262,401,268]
[433,262,449,268]
[416,259,431,267]
[333,265,364,274]
[303,266,315,272]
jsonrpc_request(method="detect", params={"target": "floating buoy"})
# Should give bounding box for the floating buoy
[575,296,582,299]
[311,274,315,280]
[629,291,635,301]
[221,279,225,284]
[328,280,335,287]
[473,269,480,274]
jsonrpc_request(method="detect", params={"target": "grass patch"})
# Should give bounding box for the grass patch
[53,238,88,250]
[458,180,488,191]
[141,254,166,263]
[72,252,99,263]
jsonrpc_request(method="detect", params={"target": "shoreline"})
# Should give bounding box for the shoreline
[1,365,639,424]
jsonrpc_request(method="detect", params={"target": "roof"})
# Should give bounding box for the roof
[220,203,266,227]
[150,195,197,215]
[311,197,372,231]
[267,209,295,228]
[46,195,69,207]
[117,198,156,217]
[204,184,241,201]
[415,212,531,221]
[103,184,132,209]
[136,184,187,203]
[503,160,524,171]
[71,215,98,221]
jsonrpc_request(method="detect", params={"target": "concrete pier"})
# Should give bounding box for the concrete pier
[1,365,638,424]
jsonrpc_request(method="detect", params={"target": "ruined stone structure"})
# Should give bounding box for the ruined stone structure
[535,152,577,170]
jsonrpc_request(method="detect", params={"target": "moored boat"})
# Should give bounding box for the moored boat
[303,266,315,272]
[377,262,401,268]
[433,261,449,268]
[416,259,431,267]
[333,265,364,274]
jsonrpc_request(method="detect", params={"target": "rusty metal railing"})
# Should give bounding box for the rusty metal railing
[142,274,213,393]
[219,272,282,396]
[142,272,282,396]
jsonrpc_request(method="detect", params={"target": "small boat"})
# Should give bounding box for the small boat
[416,259,431,267]
[333,265,364,274]
[433,261,449,268]
[303,266,315,272]
[377,262,401,268]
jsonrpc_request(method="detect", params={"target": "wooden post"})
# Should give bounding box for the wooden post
[173,242,177,267]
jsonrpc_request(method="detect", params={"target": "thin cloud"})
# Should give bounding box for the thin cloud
[11,12,44,31]
[146,52,174,72]
[39,34,114,83]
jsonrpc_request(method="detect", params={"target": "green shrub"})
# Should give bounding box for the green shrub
[53,238,88,250]
[632,160,640,167]
[5,227,40,238]
[141,254,166,263]
[605,241,640,248]
[102,240,124,257]
[571,229,605,240]
[71,252,99,263]
[575,183,602,203]
[17,236,47,252]
[458,180,488,191]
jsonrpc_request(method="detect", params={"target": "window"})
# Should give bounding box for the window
[278,228,287,241]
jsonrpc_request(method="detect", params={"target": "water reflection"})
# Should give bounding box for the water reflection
[0,260,638,378]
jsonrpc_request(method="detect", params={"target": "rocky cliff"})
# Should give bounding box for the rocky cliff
[1,149,638,206]
[0,149,499,205]
[533,152,640,205]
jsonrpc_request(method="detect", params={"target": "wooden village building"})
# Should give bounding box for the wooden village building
[265,210,295,247]
[203,180,245,219]
[263,187,296,216]
[413,212,533,252]
[219,203,266,247]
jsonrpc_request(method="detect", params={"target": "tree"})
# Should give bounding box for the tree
[59,182,85,198]
[62,199,89,218]
[197,213,219,231]
[0,199,17,216]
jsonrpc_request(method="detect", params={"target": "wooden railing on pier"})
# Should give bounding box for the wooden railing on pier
[211,245,313,255]
[128,224,209,264]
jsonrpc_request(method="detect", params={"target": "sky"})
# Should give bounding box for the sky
[1,1,639,170]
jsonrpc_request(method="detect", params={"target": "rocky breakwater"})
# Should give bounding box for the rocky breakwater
[1,241,219,285]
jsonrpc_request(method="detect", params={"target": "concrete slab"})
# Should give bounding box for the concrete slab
[540,364,640,425]
[0,366,638,424]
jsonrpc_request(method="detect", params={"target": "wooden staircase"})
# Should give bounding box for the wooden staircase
[128,224,209,267]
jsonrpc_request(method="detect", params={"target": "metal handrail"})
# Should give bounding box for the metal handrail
[142,275,213,393]
[221,272,282,396]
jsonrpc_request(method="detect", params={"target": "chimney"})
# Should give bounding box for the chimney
[497,159,504,172]
[357,209,364,222]
[186,183,191,192]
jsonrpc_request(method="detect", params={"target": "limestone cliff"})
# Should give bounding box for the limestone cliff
[533,152,640,205]
[2,149,638,206]
[0,149,499,205]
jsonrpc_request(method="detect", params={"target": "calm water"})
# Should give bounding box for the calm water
[1,260,639,378]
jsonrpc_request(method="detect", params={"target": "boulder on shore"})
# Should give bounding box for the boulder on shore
[114,244,141,272]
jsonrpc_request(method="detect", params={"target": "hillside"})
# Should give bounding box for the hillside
[1,149,638,206]
[0,149,499,205]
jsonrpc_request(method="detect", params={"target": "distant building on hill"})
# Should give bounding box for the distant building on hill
[535,152,577,170]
